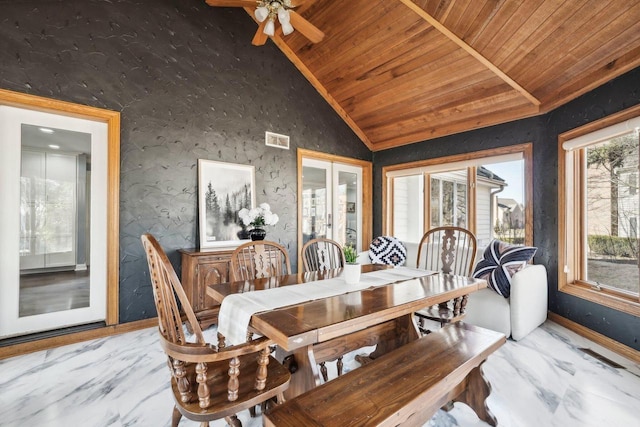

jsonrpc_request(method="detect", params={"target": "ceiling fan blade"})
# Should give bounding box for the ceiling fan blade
[205,0,257,7]
[290,0,315,15]
[289,10,324,43]
[252,20,268,46]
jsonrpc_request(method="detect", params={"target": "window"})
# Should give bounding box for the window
[429,171,468,228]
[559,106,640,315]
[392,175,424,243]
[383,144,532,248]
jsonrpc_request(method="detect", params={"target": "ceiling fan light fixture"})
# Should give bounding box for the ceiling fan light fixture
[277,7,290,24]
[255,6,269,22]
[281,21,294,35]
[206,0,324,45]
[264,18,276,36]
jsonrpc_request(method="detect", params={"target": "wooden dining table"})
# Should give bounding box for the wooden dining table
[207,265,487,398]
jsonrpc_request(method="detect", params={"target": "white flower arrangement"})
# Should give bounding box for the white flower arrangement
[238,203,279,228]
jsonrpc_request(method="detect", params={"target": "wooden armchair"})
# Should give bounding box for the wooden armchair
[414,227,477,333]
[301,238,345,272]
[141,234,290,427]
[229,240,291,282]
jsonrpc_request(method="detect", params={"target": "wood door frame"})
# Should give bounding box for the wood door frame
[0,88,120,327]
[297,149,372,268]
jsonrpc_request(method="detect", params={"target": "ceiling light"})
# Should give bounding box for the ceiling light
[254,6,269,22]
[277,7,290,24]
[281,21,294,35]
[257,0,295,38]
[48,144,60,149]
[264,18,275,36]
[207,0,324,46]
[39,127,54,134]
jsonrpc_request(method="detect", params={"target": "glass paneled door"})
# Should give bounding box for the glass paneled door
[0,106,108,338]
[301,158,363,251]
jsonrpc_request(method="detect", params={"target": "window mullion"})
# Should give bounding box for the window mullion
[468,166,477,236]
[637,130,640,304]
[423,173,430,234]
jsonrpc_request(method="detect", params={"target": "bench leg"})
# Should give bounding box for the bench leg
[453,362,497,426]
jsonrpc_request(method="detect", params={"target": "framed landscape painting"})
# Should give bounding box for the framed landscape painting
[198,159,255,249]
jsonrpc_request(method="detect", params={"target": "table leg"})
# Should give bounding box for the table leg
[280,345,321,400]
[368,314,420,359]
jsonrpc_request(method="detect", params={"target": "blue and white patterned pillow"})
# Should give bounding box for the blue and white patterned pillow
[369,236,407,266]
[472,239,537,298]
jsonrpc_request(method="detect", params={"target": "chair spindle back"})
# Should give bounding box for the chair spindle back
[416,227,477,276]
[141,233,205,344]
[230,240,292,281]
[301,238,345,272]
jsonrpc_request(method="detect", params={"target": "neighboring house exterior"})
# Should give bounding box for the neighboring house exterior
[497,198,525,229]
[476,167,508,246]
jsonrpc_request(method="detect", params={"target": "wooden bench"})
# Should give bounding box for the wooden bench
[263,322,505,427]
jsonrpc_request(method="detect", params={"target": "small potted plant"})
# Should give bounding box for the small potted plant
[343,244,361,285]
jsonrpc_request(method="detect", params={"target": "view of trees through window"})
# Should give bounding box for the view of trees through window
[585,131,640,295]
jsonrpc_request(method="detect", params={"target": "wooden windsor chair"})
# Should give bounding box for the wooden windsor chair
[413,226,478,334]
[300,237,346,381]
[301,238,345,272]
[229,240,291,282]
[141,234,290,427]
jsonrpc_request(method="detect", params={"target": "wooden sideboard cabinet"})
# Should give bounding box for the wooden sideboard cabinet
[178,247,234,329]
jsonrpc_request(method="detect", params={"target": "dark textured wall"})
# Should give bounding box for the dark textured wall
[0,0,370,322]
[373,67,640,351]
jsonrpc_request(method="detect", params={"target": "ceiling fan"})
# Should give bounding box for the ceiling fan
[205,0,325,46]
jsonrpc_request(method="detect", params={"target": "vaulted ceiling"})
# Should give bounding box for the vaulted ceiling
[233,0,640,151]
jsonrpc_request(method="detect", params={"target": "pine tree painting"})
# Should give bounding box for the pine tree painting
[199,160,254,246]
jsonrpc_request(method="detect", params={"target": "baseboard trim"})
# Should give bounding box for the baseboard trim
[548,312,640,364]
[0,318,158,361]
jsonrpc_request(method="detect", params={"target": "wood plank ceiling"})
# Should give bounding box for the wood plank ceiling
[249,0,640,151]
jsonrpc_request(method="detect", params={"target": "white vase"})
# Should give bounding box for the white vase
[343,263,361,285]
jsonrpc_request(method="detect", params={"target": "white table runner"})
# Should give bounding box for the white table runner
[217,267,435,345]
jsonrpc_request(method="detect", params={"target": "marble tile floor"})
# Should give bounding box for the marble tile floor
[1,320,638,427]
